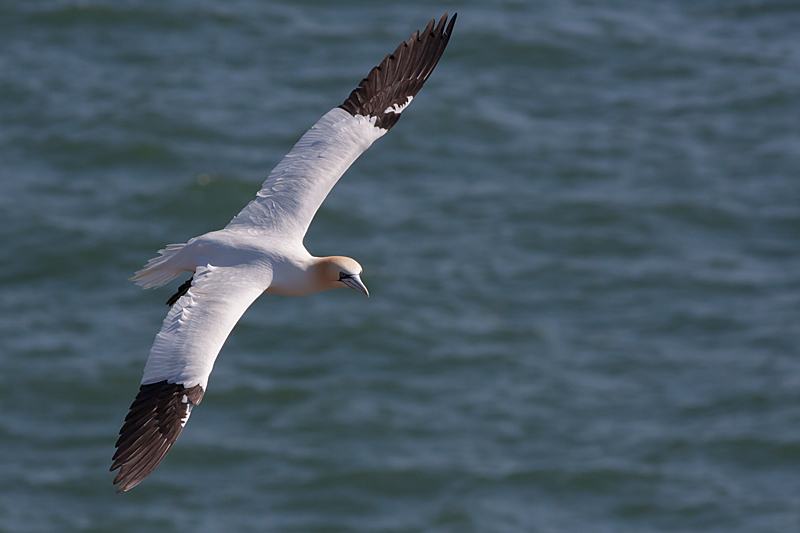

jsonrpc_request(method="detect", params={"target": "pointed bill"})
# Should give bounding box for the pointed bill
[342,274,369,297]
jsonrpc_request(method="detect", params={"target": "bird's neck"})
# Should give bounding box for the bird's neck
[265,256,343,296]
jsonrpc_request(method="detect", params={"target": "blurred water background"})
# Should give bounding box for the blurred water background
[2,0,800,531]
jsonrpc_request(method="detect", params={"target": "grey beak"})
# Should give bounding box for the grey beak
[341,274,369,297]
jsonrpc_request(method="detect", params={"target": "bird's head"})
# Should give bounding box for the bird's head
[316,256,369,297]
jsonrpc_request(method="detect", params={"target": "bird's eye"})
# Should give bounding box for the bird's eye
[339,271,350,280]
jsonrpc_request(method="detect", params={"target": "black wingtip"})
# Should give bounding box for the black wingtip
[338,13,457,131]
[111,380,205,492]
[448,13,458,35]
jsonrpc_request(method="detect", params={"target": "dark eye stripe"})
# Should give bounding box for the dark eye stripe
[339,272,351,280]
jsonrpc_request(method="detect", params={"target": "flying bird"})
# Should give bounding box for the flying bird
[111,13,457,492]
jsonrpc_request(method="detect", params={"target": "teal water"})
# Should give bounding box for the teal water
[2,1,800,531]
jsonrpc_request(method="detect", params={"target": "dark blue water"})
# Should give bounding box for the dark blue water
[2,1,800,531]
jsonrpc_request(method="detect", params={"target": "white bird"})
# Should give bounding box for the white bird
[111,13,457,492]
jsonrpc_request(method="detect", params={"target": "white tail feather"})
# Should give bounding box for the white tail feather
[130,243,187,289]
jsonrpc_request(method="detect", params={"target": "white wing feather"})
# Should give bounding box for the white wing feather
[226,108,386,241]
[141,264,269,390]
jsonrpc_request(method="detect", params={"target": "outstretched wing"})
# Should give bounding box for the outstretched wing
[226,13,457,241]
[111,265,268,492]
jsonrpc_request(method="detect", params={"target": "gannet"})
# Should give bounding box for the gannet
[111,13,457,492]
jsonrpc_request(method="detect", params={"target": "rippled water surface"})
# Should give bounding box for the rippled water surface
[2,1,800,531]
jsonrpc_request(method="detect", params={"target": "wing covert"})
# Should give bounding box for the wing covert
[226,109,385,241]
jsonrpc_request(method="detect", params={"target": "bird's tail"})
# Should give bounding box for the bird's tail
[130,243,187,289]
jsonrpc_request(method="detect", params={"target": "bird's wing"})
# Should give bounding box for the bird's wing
[225,13,457,242]
[111,264,268,492]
